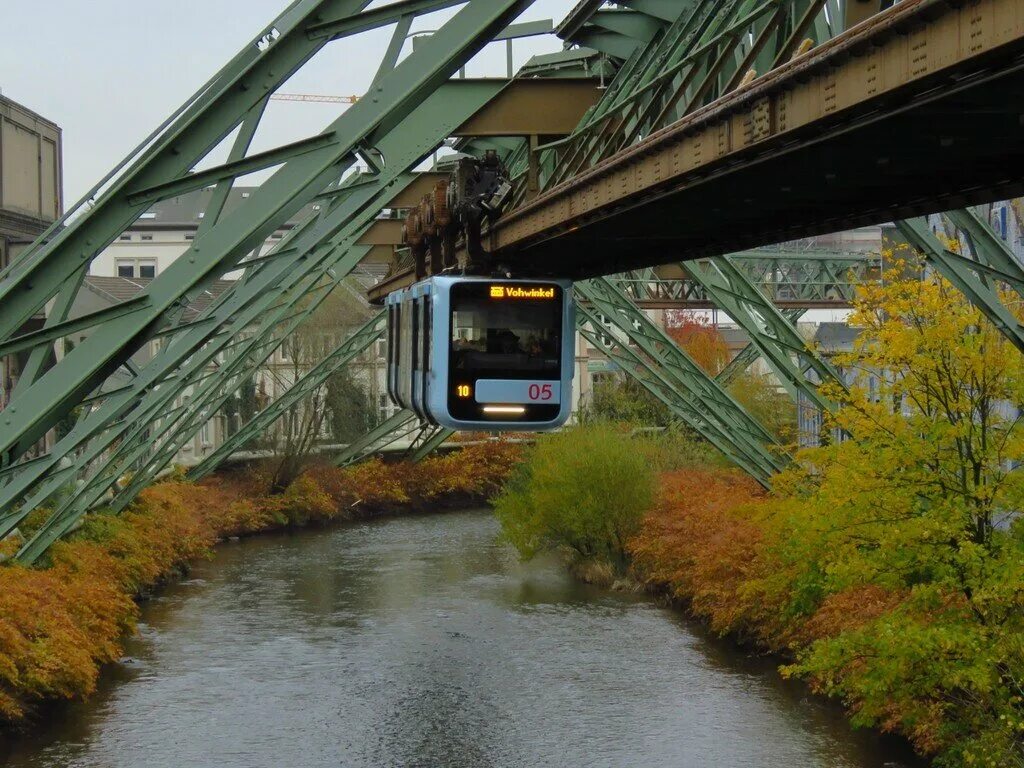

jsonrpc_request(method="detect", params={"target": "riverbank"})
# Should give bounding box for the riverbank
[2,508,918,768]
[494,420,1023,768]
[0,442,522,727]
[628,467,1021,768]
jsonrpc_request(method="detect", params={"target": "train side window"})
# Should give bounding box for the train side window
[423,298,431,373]
[412,298,420,372]
[422,297,432,405]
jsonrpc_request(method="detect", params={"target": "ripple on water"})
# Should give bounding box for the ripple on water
[1,510,923,768]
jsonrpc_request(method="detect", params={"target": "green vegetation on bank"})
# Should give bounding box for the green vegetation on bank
[0,443,521,727]
[494,425,655,573]
[498,264,1024,767]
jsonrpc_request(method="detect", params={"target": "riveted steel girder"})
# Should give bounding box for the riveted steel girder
[576,277,786,485]
[717,309,808,388]
[0,2,546,559]
[188,313,386,482]
[681,257,845,410]
[6,77,514,561]
[0,0,534,467]
[333,410,421,468]
[483,0,1024,279]
[614,251,877,309]
[898,211,1024,355]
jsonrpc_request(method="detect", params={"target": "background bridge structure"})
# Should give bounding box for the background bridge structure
[1,0,1023,561]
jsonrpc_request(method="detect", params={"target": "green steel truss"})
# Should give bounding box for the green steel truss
[188,313,387,482]
[680,258,846,411]
[0,1,542,561]
[332,411,453,468]
[614,253,878,310]
[576,277,787,487]
[0,0,534,464]
[2,0,1021,560]
[507,0,867,206]
[897,213,1024,355]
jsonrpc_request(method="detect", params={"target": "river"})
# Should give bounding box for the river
[1,509,922,767]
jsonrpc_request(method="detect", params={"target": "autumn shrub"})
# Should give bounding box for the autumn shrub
[629,469,776,640]
[630,265,1024,768]
[495,425,655,573]
[0,440,522,727]
[0,485,215,723]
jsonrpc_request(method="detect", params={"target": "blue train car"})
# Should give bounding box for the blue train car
[386,277,574,431]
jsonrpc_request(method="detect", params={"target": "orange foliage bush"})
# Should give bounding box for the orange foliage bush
[629,469,785,643]
[792,585,907,647]
[0,441,522,726]
[665,313,731,375]
[630,471,916,653]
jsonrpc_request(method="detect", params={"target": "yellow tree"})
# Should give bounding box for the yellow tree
[758,259,1024,766]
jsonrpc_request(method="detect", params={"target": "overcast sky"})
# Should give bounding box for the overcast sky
[1,0,581,204]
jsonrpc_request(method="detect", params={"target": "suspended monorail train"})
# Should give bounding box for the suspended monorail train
[386,277,575,431]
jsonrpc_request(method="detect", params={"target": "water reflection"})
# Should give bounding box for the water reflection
[1,510,922,768]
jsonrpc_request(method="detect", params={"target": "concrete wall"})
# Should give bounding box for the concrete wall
[0,95,62,233]
[0,95,62,429]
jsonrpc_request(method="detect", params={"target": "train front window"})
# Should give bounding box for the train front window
[450,283,562,378]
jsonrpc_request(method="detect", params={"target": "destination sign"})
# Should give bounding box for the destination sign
[489,285,557,300]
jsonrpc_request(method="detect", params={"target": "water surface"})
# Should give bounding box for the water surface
[1,509,921,767]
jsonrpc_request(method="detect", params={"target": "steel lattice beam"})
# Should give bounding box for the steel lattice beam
[0,0,534,467]
[576,277,786,485]
[679,257,845,411]
[188,313,386,482]
[0,1,543,560]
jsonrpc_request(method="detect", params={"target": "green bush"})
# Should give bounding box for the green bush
[582,375,671,426]
[633,427,731,473]
[494,425,656,571]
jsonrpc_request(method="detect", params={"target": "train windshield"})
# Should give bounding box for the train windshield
[450,282,563,378]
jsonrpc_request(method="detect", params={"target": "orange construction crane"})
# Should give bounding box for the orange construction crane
[270,93,360,104]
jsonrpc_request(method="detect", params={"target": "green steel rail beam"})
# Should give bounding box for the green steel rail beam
[410,428,457,463]
[716,309,808,387]
[0,0,472,339]
[2,10,540,557]
[614,252,877,308]
[576,277,786,484]
[188,313,386,481]
[97,86,522,515]
[576,304,777,487]
[0,0,534,468]
[7,74,514,555]
[334,411,420,468]
[898,211,1024,354]
[680,257,845,410]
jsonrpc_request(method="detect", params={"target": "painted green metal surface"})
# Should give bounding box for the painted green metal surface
[615,252,877,309]
[5,0,1020,562]
[577,277,787,486]
[0,1,540,559]
[188,313,387,482]
[681,258,845,411]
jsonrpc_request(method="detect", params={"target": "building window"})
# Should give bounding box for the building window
[141,234,154,242]
[119,234,132,242]
[140,212,157,220]
[185,234,195,241]
[115,258,158,279]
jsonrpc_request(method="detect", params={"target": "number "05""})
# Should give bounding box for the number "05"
[528,384,554,402]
